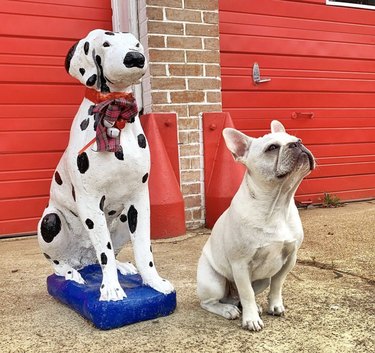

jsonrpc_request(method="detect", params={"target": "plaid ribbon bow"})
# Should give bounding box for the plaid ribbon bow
[92,96,138,152]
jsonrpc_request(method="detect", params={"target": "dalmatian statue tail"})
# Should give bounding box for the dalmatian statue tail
[37,29,174,301]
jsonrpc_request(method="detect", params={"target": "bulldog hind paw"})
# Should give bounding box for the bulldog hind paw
[222,304,241,320]
[99,283,126,301]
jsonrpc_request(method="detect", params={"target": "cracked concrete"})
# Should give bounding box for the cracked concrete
[0,201,374,353]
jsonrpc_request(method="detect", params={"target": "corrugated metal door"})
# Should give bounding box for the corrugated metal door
[219,0,375,203]
[0,0,112,237]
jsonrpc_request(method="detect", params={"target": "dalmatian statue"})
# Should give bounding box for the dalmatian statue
[38,29,174,301]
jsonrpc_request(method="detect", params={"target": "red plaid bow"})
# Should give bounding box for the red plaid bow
[93,97,138,152]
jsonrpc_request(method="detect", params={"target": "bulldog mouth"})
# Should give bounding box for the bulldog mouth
[277,172,289,179]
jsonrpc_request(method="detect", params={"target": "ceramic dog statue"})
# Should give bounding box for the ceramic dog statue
[197,121,315,330]
[38,29,174,301]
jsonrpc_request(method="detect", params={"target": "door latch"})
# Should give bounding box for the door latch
[252,62,271,85]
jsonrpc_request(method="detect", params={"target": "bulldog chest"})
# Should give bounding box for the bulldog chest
[249,240,297,281]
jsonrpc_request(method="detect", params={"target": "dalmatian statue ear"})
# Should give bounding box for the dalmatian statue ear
[65,31,101,90]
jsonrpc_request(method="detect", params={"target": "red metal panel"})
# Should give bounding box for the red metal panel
[0,1,112,237]
[219,0,375,207]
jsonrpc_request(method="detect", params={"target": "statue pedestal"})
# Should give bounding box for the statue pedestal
[47,264,176,330]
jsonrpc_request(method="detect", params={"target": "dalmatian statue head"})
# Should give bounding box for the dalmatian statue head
[65,29,147,93]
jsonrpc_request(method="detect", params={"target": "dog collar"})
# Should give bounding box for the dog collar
[78,89,138,155]
[85,88,134,103]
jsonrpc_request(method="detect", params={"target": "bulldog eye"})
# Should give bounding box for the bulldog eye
[266,144,279,152]
[103,41,111,47]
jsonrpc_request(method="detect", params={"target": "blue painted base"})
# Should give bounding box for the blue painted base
[47,264,176,330]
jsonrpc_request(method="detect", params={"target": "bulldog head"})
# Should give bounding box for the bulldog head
[223,121,315,186]
[65,29,147,93]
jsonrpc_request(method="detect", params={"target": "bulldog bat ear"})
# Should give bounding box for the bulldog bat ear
[271,120,286,133]
[222,128,253,163]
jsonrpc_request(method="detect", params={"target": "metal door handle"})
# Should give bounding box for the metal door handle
[252,62,271,85]
[291,112,314,119]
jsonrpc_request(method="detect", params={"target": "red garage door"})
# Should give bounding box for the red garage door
[0,0,112,237]
[219,0,375,204]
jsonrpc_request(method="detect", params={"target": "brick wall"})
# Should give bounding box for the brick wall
[139,0,222,229]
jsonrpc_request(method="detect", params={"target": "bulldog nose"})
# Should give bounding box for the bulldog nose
[123,52,145,68]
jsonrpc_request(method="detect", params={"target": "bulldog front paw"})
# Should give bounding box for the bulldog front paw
[147,277,174,294]
[99,282,126,301]
[242,315,264,331]
[267,303,285,316]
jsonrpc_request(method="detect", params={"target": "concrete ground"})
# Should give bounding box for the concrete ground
[0,201,374,353]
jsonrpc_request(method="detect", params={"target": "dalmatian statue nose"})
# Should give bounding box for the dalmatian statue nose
[123,52,145,68]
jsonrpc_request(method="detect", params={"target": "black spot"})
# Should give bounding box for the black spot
[53,260,59,265]
[72,185,76,201]
[99,196,105,212]
[94,113,100,130]
[127,205,138,234]
[108,210,116,216]
[68,271,72,274]
[150,245,152,253]
[120,214,127,223]
[54,171,63,185]
[88,105,95,115]
[40,213,61,243]
[101,284,105,289]
[142,173,149,183]
[95,55,101,65]
[107,242,112,250]
[149,261,153,267]
[84,41,90,55]
[70,210,78,217]
[115,146,124,160]
[105,31,115,35]
[85,218,94,229]
[101,253,108,265]
[79,68,85,76]
[80,118,90,131]
[136,43,140,48]
[43,253,51,260]
[95,53,110,93]
[103,41,110,47]
[137,134,147,148]
[65,41,78,73]
[77,152,89,174]
[86,74,97,87]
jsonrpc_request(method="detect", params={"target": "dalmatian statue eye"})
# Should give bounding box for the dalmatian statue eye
[103,41,110,47]
[135,43,140,48]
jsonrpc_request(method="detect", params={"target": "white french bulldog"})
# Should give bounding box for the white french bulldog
[197,120,315,331]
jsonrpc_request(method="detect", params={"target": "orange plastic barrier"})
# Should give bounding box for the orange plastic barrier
[203,112,245,228]
[141,113,186,238]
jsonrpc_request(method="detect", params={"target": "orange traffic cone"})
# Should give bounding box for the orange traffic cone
[203,112,245,228]
[141,113,186,239]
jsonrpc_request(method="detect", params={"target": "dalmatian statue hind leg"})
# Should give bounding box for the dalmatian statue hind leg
[37,29,174,302]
